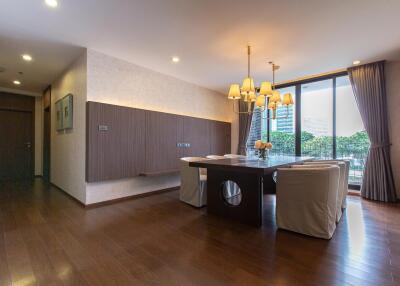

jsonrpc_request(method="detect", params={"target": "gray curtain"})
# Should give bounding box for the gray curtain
[237,101,254,155]
[348,61,397,202]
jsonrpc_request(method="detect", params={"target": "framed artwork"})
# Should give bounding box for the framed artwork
[62,94,73,129]
[55,94,73,131]
[55,99,63,131]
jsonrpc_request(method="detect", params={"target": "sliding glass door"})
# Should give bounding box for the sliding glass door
[248,72,370,188]
[335,76,368,185]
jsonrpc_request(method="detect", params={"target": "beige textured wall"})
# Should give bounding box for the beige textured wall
[34,96,43,176]
[51,52,87,203]
[86,49,233,122]
[386,61,400,198]
[85,49,235,204]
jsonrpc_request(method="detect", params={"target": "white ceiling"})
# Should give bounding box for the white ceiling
[1,0,400,94]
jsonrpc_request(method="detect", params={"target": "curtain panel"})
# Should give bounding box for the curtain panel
[237,101,254,155]
[348,61,397,202]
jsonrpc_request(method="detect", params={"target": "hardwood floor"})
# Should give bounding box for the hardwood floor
[0,179,399,286]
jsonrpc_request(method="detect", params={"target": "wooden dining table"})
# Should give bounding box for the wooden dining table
[189,156,313,227]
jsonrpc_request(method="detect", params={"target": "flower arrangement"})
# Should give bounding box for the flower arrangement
[254,140,273,160]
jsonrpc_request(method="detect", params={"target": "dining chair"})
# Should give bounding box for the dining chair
[304,160,350,209]
[179,157,208,207]
[294,161,346,223]
[276,165,340,239]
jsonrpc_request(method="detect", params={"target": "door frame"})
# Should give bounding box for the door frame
[43,85,51,181]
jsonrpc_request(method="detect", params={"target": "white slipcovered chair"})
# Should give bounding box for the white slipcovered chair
[276,165,340,239]
[295,161,346,223]
[223,154,246,159]
[179,157,208,207]
[304,160,349,209]
[206,155,225,159]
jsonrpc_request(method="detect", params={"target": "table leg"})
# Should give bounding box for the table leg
[207,169,263,227]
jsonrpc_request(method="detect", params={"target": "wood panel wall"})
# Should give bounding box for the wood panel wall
[86,101,231,183]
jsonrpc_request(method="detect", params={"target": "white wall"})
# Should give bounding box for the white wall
[51,52,87,203]
[34,96,43,176]
[85,49,235,204]
[386,61,400,198]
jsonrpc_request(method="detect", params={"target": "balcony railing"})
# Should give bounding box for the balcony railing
[247,142,369,186]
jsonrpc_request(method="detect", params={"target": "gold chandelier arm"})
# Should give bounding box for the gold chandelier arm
[247,45,251,78]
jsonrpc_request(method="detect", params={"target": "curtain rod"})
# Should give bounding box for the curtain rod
[275,68,347,87]
[276,59,386,88]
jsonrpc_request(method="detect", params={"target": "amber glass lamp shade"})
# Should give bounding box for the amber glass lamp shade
[255,95,265,108]
[282,93,294,106]
[241,77,255,95]
[228,84,241,99]
[269,90,282,104]
[259,81,273,96]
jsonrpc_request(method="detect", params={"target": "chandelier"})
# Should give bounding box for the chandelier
[227,45,294,119]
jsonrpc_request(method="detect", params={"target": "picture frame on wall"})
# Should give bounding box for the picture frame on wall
[55,93,73,131]
[55,99,63,131]
[62,94,73,129]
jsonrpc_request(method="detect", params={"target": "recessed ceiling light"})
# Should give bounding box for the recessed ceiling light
[353,60,361,65]
[172,56,180,63]
[45,0,58,8]
[22,54,33,62]
[13,80,21,85]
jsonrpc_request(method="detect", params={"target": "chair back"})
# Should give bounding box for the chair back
[179,157,208,207]
[304,160,348,213]
[276,165,340,239]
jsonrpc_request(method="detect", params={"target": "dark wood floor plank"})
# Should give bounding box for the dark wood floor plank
[0,179,399,286]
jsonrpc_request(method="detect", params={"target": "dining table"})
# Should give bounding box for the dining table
[189,155,313,227]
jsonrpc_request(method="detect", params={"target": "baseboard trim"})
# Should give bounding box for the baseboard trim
[85,186,180,208]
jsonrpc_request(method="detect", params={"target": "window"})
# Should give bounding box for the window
[265,86,296,156]
[301,79,333,159]
[336,76,368,185]
[247,72,370,188]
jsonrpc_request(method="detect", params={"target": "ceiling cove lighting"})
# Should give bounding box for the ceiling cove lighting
[353,60,361,65]
[22,54,33,62]
[13,80,21,85]
[172,56,180,63]
[227,45,294,120]
[45,0,58,8]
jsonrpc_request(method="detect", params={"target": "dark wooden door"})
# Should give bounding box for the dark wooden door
[183,117,211,157]
[0,110,33,180]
